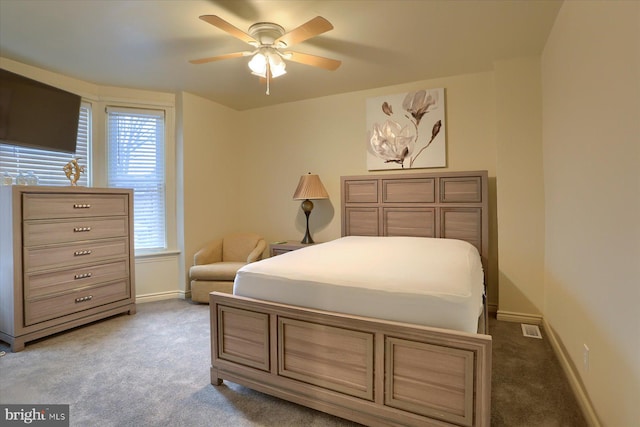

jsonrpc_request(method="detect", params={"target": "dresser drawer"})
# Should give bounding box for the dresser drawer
[269,241,316,256]
[25,259,129,299]
[23,217,129,246]
[23,193,129,220]
[24,279,130,326]
[271,248,292,256]
[24,238,129,272]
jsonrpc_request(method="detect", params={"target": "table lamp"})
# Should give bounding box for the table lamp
[292,173,329,244]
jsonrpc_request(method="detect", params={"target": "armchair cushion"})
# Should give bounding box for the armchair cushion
[189,262,246,281]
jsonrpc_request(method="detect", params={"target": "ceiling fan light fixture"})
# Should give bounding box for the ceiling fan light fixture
[248,53,266,75]
[268,53,287,78]
[248,49,287,78]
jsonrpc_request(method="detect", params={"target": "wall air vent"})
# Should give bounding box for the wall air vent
[521,324,543,339]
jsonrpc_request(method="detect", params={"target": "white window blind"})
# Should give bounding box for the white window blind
[107,107,166,251]
[0,102,91,186]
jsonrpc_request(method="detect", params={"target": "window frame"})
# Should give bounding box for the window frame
[105,105,174,255]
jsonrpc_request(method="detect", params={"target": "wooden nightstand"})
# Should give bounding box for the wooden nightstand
[269,241,316,257]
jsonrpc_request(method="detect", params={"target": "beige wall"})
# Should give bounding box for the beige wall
[183,71,503,307]
[542,1,640,426]
[180,63,550,317]
[178,91,244,291]
[494,57,545,319]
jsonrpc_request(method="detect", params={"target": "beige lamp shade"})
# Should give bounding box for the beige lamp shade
[293,173,329,200]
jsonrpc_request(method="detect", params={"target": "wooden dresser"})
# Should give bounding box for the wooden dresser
[0,186,136,351]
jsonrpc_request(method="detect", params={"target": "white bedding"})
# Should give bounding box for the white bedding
[233,236,485,333]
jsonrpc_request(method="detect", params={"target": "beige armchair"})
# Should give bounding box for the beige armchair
[189,232,266,303]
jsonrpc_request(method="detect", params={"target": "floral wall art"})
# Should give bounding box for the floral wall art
[366,88,446,170]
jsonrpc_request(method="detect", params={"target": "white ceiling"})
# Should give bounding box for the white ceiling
[0,0,562,111]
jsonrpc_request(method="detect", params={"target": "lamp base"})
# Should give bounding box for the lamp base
[300,226,314,244]
[300,199,314,244]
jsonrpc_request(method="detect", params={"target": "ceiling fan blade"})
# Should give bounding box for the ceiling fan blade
[189,52,247,65]
[199,15,257,45]
[286,51,341,71]
[275,16,333,47]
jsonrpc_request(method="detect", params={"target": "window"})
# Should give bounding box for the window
[0,102,91,186]
[106,107,166,251]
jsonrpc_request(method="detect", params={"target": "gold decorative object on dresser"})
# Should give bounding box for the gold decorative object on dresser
[62,158,86,186]
[0,186,136,352]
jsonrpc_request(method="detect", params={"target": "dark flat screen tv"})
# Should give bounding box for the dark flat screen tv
[0,68,81,154]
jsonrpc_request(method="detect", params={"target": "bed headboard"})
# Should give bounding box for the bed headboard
[341,170,489,273]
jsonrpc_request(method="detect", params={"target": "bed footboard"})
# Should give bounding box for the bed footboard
[210,292,491,427]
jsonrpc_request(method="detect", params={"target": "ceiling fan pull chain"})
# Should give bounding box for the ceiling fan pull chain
[266,62,271,95]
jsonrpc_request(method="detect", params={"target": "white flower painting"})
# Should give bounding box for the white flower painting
[366,88,446,170]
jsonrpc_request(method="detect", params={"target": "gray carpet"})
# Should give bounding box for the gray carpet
[489,317,586,427]
[0,299,586,426]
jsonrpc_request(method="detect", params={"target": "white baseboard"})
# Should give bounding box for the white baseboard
[496,310,543,324]
[135,290,188,303]
[542,318,601,427]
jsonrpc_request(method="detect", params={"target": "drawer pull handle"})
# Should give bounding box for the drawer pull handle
[73,227,91,232]
[74,272,92,280]
[74,250,92,256]
[73,204,91,209]
[75,295,93,303]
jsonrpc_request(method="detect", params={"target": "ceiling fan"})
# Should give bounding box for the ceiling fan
[189,15,341,95]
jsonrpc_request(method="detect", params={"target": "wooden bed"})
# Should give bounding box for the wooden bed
[209,170,492,426]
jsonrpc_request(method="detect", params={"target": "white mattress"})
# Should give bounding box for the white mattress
[233,236,485,333]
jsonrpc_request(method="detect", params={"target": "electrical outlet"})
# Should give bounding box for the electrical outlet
[583,344,590,372]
